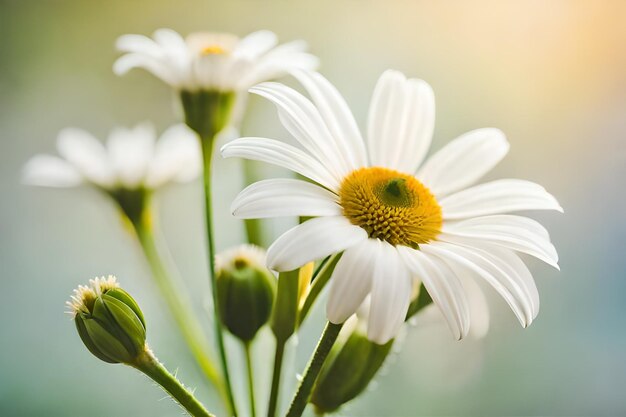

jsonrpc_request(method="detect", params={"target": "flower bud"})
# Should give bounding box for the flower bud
[67,276,146,364]
[311,323,393,414]
[216,245,276,342]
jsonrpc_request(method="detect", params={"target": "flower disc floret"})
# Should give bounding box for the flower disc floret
[339,167,442,247]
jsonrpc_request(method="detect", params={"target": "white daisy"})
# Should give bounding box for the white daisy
[113,29,319,92]
[222,70,562,344]
[23,123,200,219]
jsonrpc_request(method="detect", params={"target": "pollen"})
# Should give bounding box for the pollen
[339,167,442,247]
[201,45,227,55]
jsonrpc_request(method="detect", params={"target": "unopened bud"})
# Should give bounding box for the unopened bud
[67,276,146,364]
[216,245,276,342]
[311,323,393,414]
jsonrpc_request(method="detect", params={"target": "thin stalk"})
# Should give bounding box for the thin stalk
[244,342,257,417]
[266,338,286,417]
[133,348,214,417]
[285,322,343,417]
[201,139,238,417]
[297,254,342,327]
[133,218,228,407]
[242,159,263,246]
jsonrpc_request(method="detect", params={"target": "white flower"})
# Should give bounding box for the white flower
[23,122,200,190]
[113,29,319,92]
[222,70,562,344]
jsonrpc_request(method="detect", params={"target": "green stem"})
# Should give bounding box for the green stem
[285,322,343,417]
[133,348,214,417]
[266,338,286,417]
[201,139,238,417]
[244,342,257,417]
[132,218,228,407]
[242,159,263,247]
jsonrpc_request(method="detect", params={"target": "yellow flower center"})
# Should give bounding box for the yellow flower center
[338,167,442,247]
[200,45,227,55]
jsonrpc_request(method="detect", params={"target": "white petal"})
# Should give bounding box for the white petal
[113,53,178,85]
[442,215,559,269]
[444,261,490,339]
[417,128,509,196]
[56,128,114,187]
[291,70,367,169]
[106,123,155,188]
[440,179,563,220]
[424,242,538,326]
[266,216,368,272]
[231,179,341,219]
[115,34,163,56]
[22,155,82,187]
[367,70,435,171]
[326,239,380,324]
[367,243,413,344]
[398,246,470,340]
[146,124,200,187]
[249,82,351,178]
[221,137,340,190]
[234,30,278,59]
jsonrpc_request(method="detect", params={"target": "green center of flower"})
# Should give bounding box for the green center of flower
[338,167,442,247]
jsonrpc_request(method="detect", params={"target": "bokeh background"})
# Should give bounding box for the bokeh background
[1,1,625,416]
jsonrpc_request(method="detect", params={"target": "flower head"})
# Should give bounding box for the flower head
[114,29,319,92]
[23,123,199,223]
[222,70,562,344]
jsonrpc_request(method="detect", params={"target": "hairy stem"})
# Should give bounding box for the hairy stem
[133,217,227,407]
[285,322,343,417]
[133,348,215,417]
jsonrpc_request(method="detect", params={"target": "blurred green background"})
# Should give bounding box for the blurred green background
[1,0,625,416]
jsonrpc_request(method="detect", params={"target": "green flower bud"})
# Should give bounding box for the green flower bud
[216,245,276,342]
[311,320,393,414]
[67,276,146,364]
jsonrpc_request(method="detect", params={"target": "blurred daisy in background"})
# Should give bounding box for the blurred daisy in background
[114,29,319,93]
[222,69,562,344]
[22,122,199,221]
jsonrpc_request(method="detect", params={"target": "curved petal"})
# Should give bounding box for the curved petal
[22,155,82,187]
[146,124,200,187]
[249,82,352,178]
[398,246,470,340]
[266,216,368,272]
[115,34,163,56]
[107,123,155,188]
[441,215,559,269]
[440,179,563,220]
[221,137,340,191]
[231,179,341,219]
[417,128,509,196]
[444,261,490,339]
[112,53,178,85]
[326,239,379,324]
[367,70,435,172]
[423,242,538,327]
[291,70,367,170]
[56,128,114,187]
[367,243,413,344]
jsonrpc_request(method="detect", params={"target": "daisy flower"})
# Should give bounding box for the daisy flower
[23,122,199,222]
[222,70,562,344]
[113,29,319,92]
